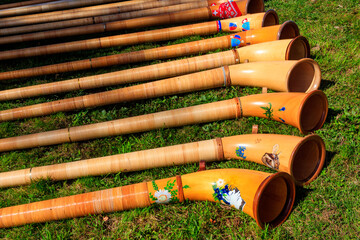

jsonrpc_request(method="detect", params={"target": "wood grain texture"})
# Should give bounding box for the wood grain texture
[0,0,54,10]
[0,50,238,100]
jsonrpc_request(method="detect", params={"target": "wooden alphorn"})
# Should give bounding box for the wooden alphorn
[0,0,160,28]
[0,0,126,18]
[0,134,325,188]
[0,15,291,81]
[0,1,222,36]
[0,22,301,101]
[0,2,270,49]
[0,0,54,10]
[0,91,328,152]
[0,58,321,120]
[0,169,296,229]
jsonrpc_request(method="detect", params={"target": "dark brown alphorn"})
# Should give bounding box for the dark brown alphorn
[0,1,217,36]
[0,58,321,121]
[0,0,159,28]
[0,133,325,188]
[0,0,257,28]
[0,0,266,47]
[0,169,296,230]
[0,0,54,10]
[0,90,328,152]
[0,1,224,42]
[0,11,278,77]
[0,22,299,101]
[0,0,126,18]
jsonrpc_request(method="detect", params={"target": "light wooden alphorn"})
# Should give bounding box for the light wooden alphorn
[0,58,321,120]
[0,91,328,152]
[0,22,301,101]
[0,2,270,50]
[0,134,325,188]
[0,0,54,10]
[0,169,296,229]
[0,0,126,18]
[0,1,224,36]
[0,0,161,28]
[0,17,300,82]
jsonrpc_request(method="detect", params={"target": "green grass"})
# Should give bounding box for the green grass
[0,0,359,239]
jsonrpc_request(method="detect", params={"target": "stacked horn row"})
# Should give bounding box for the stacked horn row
[0,0,327,231]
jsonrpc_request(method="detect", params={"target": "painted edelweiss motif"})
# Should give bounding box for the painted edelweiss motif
[154,189,172,204]
[212,180,246,210]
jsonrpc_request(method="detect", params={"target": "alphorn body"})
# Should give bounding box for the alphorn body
[0,91,328,152]
[0,134,325,188]
[0,59,321,120]
[0,0,54,10]
[0,1,220,36]
[0,6,273,55]
[0,22,301,101]
[0,0,124,17]
[0,18,300,82]
[0,0,161,28]
[0,169,296,229]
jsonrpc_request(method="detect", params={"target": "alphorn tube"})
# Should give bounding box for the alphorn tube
[0,0,160,28]
[0,91,328,152]
[0,19,302,83]
[0,22,300,101]
[0,0,125,18]
[0,5,272,54]
[0,1,215,36]
[0,0,54,10]
[0,59,321,120]
[0,169,296,229]
[0,134,325,188]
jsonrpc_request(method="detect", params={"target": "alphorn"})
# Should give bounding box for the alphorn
[0,169,296,229]
[0,59,321,120]
[0,0,125,18]
[0,0,235,42]
[0,22,301,101]
[0,1,228,36]
[0,134,325,188]
[0,16,292,81]
[0,1,269,48]
[0,91,328,152]
[0,0,159,28]
[0,0,54,10]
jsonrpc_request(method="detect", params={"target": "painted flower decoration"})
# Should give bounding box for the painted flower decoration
[216,179,225,187]
[223,188,246,210]
[154,189,172,204]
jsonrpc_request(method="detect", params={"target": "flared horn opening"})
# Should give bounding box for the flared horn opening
[253,172,295,229]
[246,0,265,14]
[287,58,322,93]
[285,36,310,60]
[262,9,279,27]
[298,90,328,134]
[290,135,326,186]
[277,21,300,40]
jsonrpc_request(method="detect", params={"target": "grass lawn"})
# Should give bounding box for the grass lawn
[0,0,359,239]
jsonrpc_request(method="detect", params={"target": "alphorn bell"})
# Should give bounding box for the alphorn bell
[0,169,296,229]
[0,91,328,152]
[0,58,321,120]
[0,19,301,82]
[0,0,227,36]
[0,8,275,58]
[0,134,325,188]
[0,0,126,18]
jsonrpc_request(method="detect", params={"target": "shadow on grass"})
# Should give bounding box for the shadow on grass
[319,79,335,91]
[323,150,337,171]
[324,108,342,124]
[293,186,312,209]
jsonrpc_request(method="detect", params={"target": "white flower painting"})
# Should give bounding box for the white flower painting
[154,189,172,204]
